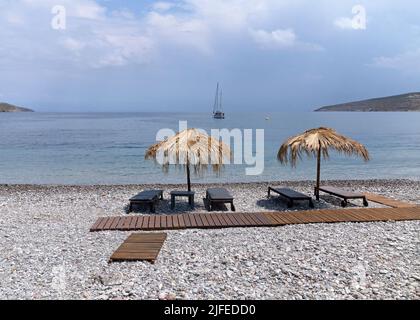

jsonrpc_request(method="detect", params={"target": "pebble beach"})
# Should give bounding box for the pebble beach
[0,179,419,300]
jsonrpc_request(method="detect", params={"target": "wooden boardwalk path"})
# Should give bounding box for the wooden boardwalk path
[91,207,420,232]
[364,193,417,208]
[109,233,167,263]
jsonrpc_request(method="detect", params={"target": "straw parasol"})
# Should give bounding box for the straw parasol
[145,128,231,191]
[277,127,370,200]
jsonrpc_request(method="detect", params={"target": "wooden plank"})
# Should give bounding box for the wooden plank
[196,214,207,228]
[294,212,319,223]
[102,217,115,230]
[329,212,354,223]
[377,208,406,219]
[178,215,186,228]
[310,210,339,223]
[244,213,263,225]
[172,215,180,229]
[257,212,275,225]
[110,232,167,263]
[135,216,144,230]
[127,234,167,241]
[387,207,417,218]
[185,214,195,227]
[218,213,232,226]
[405,207,420,214]
[119,243,163,249]
[148,216,155,229]
[115,217,126,230]
[347,210,374,222]
[92,206,420,233]
[266,212,288,225]
[222,213,237,225]
[238,213,255,226]
[90,218,105,231]
[121,217,132,230]
[359,208,382,221]
[166,215,173,229]
[110,252,158,260]
[299,211,327,223]
[160,215,167,229]
[114,247,161,253]
[140,216,149,229]
[326,211,346,223]
[111,217,122,229]
[384,208,414,220]
[127,238,167,243]
[232,213,245,226]
[277,212,299,224]
[204,213,216,227]
[209,213,222,227]
[243,213,261,227]
[278,213,296,225]
[154,216,161,229]
[96,217,110,230]
[263,212,279,225]
[129,216,138,230]
[305,211,332,223]
[194,214,204,227]
[236,213,252,225]
[187,213,197,228]
[285,212,310,224]
[365,193,416,208]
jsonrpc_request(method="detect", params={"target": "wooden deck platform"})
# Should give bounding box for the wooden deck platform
[91,207,420,232]
[364,193,417,208]
[109,233,167,263]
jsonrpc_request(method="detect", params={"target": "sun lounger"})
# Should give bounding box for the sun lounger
[128,190,164,213]
[268,187,314,208]
[205,188,236,211]
[316,186,368,207]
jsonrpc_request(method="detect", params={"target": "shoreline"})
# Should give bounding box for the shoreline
[0,177,416,188]
[0,179,419,299]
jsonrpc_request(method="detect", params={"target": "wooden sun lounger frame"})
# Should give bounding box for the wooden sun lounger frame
[268,187,314,208]
[128,190,164,213]
[205,188,236,211]
[315,186,369,208]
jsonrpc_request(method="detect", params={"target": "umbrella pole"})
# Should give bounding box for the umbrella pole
[186,154,191,192]
[316,147,321,201]
[186,164,191,192]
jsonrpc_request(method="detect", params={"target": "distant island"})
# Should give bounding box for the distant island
[0,102,34,112]
[315,92,420,112]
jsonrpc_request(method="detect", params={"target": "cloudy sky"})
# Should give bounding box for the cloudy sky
[0,0,419,112]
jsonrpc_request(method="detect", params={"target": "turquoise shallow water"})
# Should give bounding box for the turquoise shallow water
[0,112,419,185]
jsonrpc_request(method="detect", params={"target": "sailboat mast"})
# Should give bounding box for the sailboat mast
[213,82,219,114]
[219,89,222,112]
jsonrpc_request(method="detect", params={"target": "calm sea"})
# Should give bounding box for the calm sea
[0,112,419,185]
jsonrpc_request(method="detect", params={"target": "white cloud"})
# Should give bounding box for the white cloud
[60,37,86,53]
[0,0,322,68]
[249,28,323,51]
[372,49,420,73]
[185,0,272,32]
[0,0,154,68]
[22,0,106,20]
[334,17,354,30]
[152,1,176,12]
[146,11,211,54]
[249,28,296,48]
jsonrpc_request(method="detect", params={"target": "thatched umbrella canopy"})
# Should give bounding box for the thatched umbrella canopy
[278,127,370,200]
[145,128,231,191]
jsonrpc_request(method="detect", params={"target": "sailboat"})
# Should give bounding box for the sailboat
[213,82,225,119]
